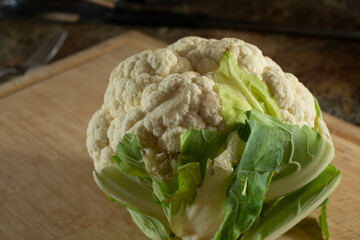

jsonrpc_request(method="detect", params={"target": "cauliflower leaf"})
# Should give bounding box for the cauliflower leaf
[242,164,340,240]
[246,110,335,201]
[112,133,149,178]
[214,50,282,130]
[214,114,286,240]
[177,129,228,178]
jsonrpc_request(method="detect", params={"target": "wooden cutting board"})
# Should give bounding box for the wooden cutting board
[0,31,359,240]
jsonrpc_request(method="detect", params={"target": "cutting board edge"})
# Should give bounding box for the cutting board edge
[323,112,360,145]
[0,31,166,99]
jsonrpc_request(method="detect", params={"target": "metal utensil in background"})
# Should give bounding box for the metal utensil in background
[0,27,68,84]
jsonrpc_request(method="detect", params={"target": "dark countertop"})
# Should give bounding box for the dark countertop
[1,19,359,126]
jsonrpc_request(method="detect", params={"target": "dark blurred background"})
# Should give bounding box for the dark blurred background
[0,0,359,125]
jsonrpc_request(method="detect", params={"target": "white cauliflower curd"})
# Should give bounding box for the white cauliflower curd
[87,37,316,172]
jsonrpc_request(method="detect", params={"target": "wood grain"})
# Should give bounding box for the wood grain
[0,31,359,240]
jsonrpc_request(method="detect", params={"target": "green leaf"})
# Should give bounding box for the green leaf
[153,162,202,238]
[314,96,323,120]
[242,164,341,240]
[108,196,172,240]
[177,129,227,178]
[153,129,230,239]
[319,198,330,240]
[128,209,171,240]
[93,164,167,225]
[153,162,202,216]
[214,50,282,130]
[218,131,246,167]
[177,159,233,239]
[155,130,244,239]
[246,110,335,202]
[214,117,286,240]
[112,134,149,178]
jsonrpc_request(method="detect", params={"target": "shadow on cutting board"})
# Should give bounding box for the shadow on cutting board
[283,217,323,239]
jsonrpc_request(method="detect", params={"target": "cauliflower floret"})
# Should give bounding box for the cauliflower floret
[87,37,317,172]
[108,72,225,154]
[86,108,114,170]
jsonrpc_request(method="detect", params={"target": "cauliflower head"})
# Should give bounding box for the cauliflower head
[87,36,340,240]
[87,36,316,172]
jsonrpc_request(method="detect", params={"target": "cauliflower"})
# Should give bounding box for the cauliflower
[87,37,339,240]
[87,37,316,172]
